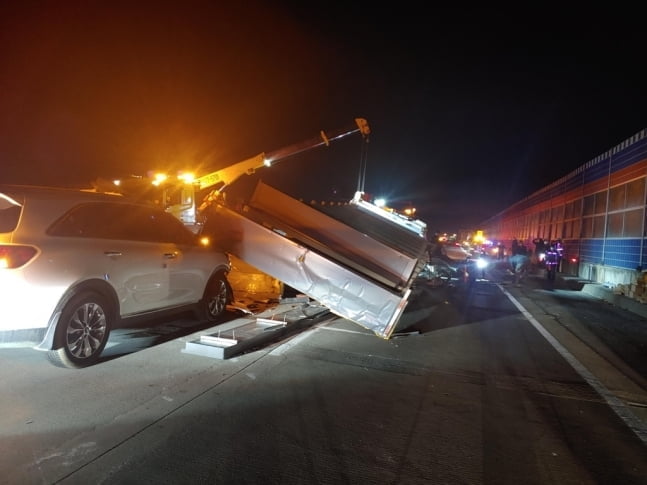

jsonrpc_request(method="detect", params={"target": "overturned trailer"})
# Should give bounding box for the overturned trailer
[205,180,429,339]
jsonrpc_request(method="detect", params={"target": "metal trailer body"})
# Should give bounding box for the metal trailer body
[248,181,423,291]
[208,181,428,339]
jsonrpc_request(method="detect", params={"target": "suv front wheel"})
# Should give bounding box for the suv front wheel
[197,272,230,322]
[48,291,113,369]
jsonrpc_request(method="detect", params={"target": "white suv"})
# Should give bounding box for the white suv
[0,185,232,368]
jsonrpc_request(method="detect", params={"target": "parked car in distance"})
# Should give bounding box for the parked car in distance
[0,185,233,369]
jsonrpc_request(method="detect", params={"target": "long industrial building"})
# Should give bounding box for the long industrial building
[481,127,647,287]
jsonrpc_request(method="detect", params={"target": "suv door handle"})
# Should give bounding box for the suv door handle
[163,252,178,259]
[104,251,122,257]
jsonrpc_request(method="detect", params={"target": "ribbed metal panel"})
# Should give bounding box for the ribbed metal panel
[247,182,427,291]
[314,201,429,259]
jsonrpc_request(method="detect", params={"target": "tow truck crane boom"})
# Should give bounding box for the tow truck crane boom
[195,118,370,192]
[99,118,370,220]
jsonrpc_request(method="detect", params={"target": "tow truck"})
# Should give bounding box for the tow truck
[99,118,429,343]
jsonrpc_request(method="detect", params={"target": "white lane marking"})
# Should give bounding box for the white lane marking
[497,283,647,445]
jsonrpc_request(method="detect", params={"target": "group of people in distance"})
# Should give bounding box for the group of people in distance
[426,233,563,286]
[503,237,563,285]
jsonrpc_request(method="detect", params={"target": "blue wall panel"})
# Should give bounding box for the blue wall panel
[583,157,610,185]
[562,174,582,193]
[611,138,647,171]
[580,239,603,264]
[603,238,641,270]
[562,239,579,259]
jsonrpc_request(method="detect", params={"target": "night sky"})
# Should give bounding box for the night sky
[2,2,646,232]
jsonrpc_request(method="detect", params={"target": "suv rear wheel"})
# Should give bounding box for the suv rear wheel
[48,291,112,369]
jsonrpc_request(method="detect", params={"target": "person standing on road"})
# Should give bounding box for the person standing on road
[533,237,546,264]
[509,252,530,285]
[497,242,505,260]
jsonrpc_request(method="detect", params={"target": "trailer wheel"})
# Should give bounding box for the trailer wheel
[47,291,113,369]
[198,272,230,322]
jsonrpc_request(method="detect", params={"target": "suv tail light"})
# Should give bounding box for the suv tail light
[0,245,38,269]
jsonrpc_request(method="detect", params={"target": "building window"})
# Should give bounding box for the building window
[583,195,595,216]
[607,212,623,237]
[624,208,644,237]
[573,218,581,238]
[593,215,606,238]
[608,185,625,211]
[563,220,572,238]
[594,191,608,214]
[565,201,573,219]
[626,178,646,208]
[582,216,593,238]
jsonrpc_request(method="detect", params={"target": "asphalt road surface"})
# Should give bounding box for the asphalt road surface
[1,269,646,484]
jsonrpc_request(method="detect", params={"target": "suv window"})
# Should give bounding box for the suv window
[0,205,22,233]
[0,193,22,233]
[124,206,196,244]
[48,202,196,245]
